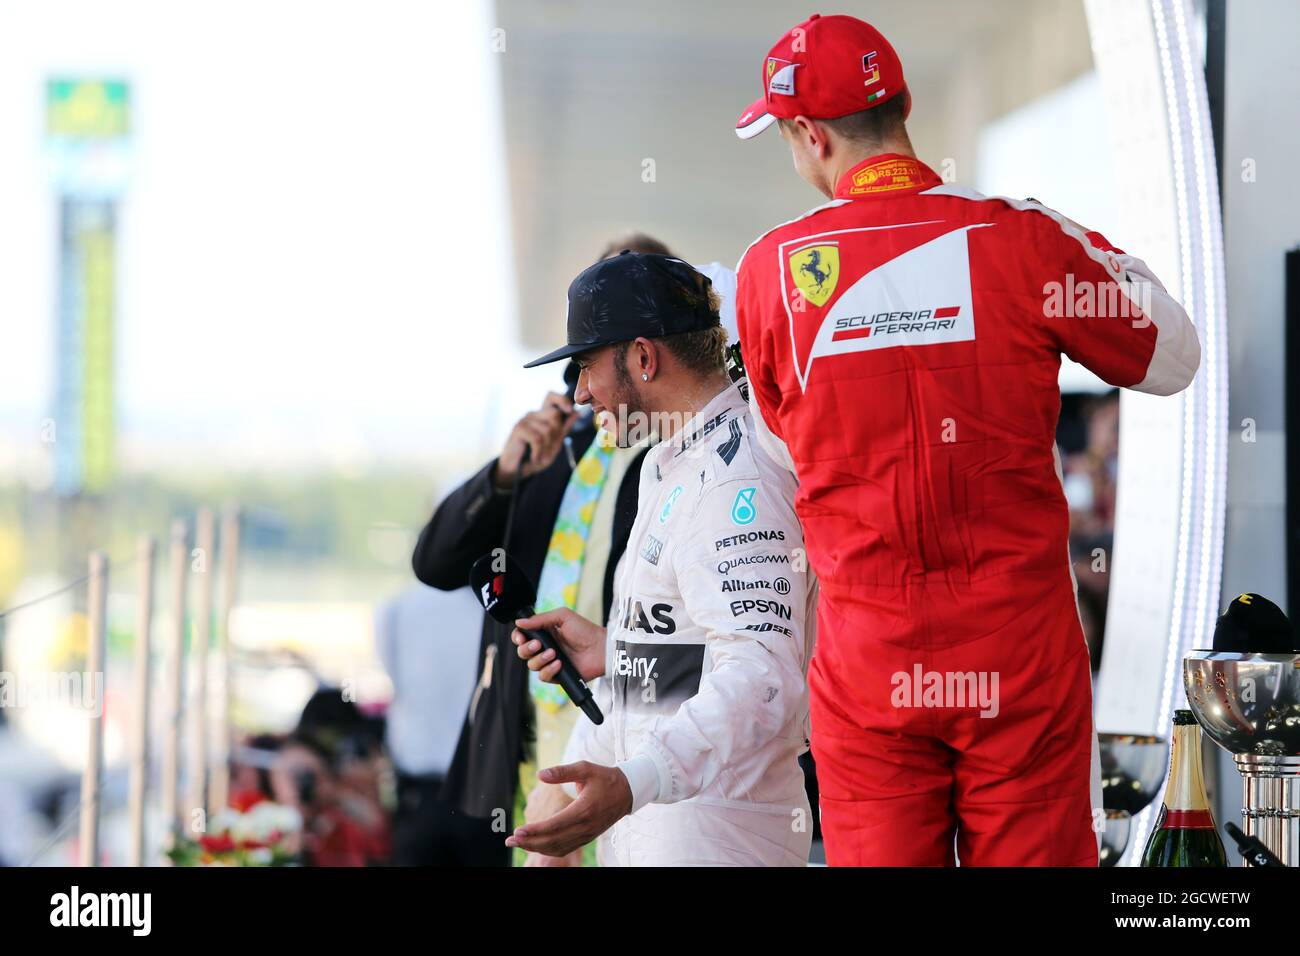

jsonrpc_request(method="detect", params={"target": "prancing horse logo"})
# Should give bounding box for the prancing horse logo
[789,244,840,308]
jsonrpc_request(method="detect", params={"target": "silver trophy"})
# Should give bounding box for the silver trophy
[1097,732,1169,865]
[1184,651,1300,865]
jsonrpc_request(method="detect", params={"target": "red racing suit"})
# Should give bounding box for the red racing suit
[735,153,1200,866]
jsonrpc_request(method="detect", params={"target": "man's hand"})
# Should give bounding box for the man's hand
[505,762,632,858]
[512,607,607,681]
[522,784,584,866]
[493,392,578,491]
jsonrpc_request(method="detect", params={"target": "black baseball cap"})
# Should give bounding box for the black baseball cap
[1211,592,1297,653]
[523,251,719,368]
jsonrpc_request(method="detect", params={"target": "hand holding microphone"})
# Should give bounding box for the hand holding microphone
[512,608,607,684]
[469,552,604,724]
[492,391,578,491]
[509,608,606,726]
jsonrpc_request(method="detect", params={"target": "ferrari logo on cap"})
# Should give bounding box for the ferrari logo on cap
[767,57,797,96]
[789,244,839,308]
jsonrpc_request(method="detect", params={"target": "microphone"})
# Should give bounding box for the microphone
[1211,593,1298,653]
[1223,822,1286,868]
[469,552,604,725]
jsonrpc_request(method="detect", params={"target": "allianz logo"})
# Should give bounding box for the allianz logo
[720,577,791,594]
[613,647,658,685]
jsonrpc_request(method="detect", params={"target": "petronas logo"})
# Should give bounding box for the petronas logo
[731,487,757,526]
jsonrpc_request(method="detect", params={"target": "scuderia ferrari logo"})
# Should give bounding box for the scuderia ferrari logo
[783,222,992,390]
[789,244,839,307]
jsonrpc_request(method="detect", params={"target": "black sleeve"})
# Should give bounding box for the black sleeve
[411,459,510,590]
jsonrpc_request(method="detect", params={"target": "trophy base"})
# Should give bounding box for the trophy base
[1234,754,1300,866]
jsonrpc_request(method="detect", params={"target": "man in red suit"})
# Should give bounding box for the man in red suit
[733,13,1200,865]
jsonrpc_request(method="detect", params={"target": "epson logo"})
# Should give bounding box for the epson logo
[613,647,658,683]
[730,599,792,620]
[714,529,786,552]
[717,554,790,575]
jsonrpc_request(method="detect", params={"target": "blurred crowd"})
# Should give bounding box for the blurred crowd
[1058,390,1120,673]
[228,689,392,866]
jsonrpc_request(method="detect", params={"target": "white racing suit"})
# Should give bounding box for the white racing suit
[564,382,816,865]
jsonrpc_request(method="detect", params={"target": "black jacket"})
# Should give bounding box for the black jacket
[412,422,646,820]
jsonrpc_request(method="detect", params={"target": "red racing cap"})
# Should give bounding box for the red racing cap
[735,13,911,140]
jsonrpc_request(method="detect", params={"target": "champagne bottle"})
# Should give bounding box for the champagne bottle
[1141,710,1227,867]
